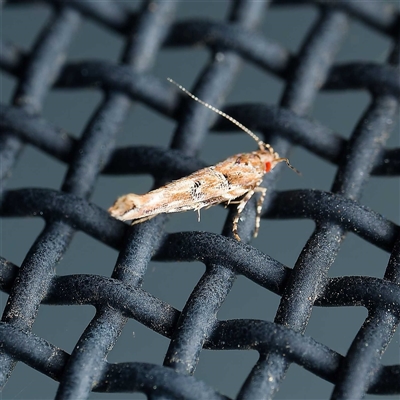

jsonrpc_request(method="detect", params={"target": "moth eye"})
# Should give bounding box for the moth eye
[265,161,272,172]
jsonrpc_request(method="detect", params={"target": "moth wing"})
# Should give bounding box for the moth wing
[110,162,249,221]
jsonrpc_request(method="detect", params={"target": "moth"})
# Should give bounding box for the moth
[109,78,298,241]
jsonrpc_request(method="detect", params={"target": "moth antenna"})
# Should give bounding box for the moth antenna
[275,158,302,176]
[168,78,266,150]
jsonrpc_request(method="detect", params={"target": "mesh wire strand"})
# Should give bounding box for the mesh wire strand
[0,0,399,399]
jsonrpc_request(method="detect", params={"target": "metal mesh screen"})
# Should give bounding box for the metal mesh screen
[1,1,399,399]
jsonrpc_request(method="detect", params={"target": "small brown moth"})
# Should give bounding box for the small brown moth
[109,78,298,241]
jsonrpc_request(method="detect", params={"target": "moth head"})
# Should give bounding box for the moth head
[261,142,301,175]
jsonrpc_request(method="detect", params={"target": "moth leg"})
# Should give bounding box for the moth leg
[226,199,240,207]
[253,187,267,238]
[131,214,157,226]
[224,199,241,209]
[197,209,201,222]
[232,190,255,241]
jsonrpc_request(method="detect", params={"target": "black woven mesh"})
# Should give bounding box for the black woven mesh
[1,1,399,399]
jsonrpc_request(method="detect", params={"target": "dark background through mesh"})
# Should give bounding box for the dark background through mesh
[1,1,399,399]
